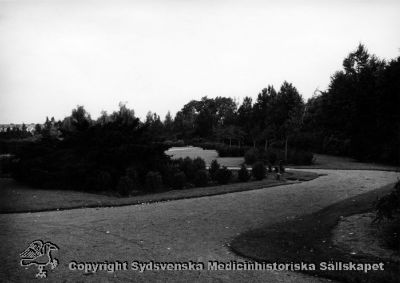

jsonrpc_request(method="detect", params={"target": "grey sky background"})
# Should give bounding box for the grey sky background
[1,0,399,124]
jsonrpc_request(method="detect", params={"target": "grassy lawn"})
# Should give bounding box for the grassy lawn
[230,182,399,283]
[0,170,319,213]
[292,154,400,171]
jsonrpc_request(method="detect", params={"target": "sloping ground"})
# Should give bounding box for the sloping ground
[0,169,399,282]
[230,183,400,283]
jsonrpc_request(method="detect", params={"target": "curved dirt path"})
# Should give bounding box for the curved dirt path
[0,169,399,282]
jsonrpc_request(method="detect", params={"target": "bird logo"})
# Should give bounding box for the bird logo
[20,240,59,278]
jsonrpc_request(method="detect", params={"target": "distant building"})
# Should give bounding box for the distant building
[0,123,38,133]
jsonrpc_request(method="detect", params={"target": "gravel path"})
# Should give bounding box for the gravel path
[1,169,399,282]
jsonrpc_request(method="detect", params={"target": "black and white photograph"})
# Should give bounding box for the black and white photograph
[0,0,399,282]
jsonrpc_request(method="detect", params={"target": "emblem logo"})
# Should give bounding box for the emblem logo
[20,240,59,278]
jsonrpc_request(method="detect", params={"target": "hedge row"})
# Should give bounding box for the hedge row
[10,139,291,197]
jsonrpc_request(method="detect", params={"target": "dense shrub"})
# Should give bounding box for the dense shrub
[322,136,351,156]
[238,164,250,182]
[116,176,135,196]
[13,141,170,194]
[245,148,279,165]
[289,132,318,151]
[244,148,259,164]
[10,104,172,195]
[92,170,113,191]
[252,162,266,180]
[245,147,313,166]
[264,150,278,165]
[145,171,163,192]
[158,161,179,187]
[193,157,206,171]
[193,170,209,187]
[126,166,139,183]
[216,166,232,184]
[0,140,36,155]
[171,171,186,190]
[279,160,285,173]
[0,155,14,176]
[179,157,196,180]
[209,159,220,181]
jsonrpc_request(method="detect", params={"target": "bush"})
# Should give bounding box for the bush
[94,170,113,191]
[245,147,313,166]
[322,136,351,156]
[145,171,163,192]
[244,148,259,164]
[193,157,206,171]
[264,150,278,165]
[126,166,139,183]
[180,157,196,180]
[279,160,285,173]
[194,170,209,187]
[252,161,266,180]
[171,171,186,190]
[238,164,250,182]
[288,150,314,165]
[209,159,220,181]
[216,166,232,184]
[116,176,135,196]
[159,161,179,187]
[0,155,14,176]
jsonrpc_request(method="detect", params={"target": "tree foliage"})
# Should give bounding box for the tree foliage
[304,44,400,163]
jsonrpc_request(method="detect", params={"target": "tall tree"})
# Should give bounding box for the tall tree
[274,81,304,161]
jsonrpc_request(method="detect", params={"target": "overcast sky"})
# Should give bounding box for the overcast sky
[1,0,399,124]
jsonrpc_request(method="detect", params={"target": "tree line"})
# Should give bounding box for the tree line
[304,44,400,164]
[146,44,399,164]
[2,44,399,165]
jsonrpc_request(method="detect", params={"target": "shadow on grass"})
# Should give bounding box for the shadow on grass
[230,183,399,283]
